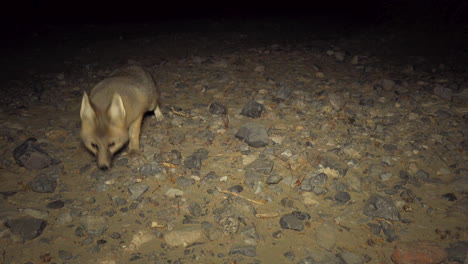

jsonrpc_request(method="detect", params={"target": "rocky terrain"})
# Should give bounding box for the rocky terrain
[0,20,467,264]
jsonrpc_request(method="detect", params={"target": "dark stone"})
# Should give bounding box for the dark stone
[310,173,328,185]
[177,176,195,187]
[13,138,55,170]
[235,122,269,148]
[446,241,468,262]
[189,202,202,217]
[209,102,227,115]
[276,85,292,100]
[442,193,457,201]
[280,197,294,208]
[229,245,257,257]
[193,148,209,161]
[202,171,218,182]
[46,200,65,209]
[109,232,121,239]
[30,174,57,193]
[284,251,295,261]
[291,211,311,220]
[184,155,202,170]
[363,194,401,221]
[240,100,264,118]
[161,150,182,165]
[334,192,351,203]
[58,250,73,260]
[139,161,164,176]
[380,220,399,242]
[280,213,305,231]
[245,156,274,174]
[6,218,47,240]
[266,174,282,184]
[228,185,243,193]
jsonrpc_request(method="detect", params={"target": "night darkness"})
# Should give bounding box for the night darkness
[0,1,468,263]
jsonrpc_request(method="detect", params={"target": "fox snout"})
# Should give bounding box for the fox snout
[96,147,112,170]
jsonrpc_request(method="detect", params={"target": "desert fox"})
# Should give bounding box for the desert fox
[80,65,164,170]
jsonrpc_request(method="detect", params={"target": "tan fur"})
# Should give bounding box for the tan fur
[80,65,164,169]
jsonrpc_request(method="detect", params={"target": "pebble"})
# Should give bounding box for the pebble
[30,174,57,193]
[177,176,195,187]
[433,85,453,100]
[315,222,336,250]
[298,256,317,264]
[58,250,73,260]
[209,102,227,115]
[279,211,310,231]
[446,241,468,263]
[229,245,257,257]
[46,200,64,209]
[245,156,274,174]
[165,188,184,198]
[164,226,203,247]
[13,138,55,170]
[128,183,149,200]
[334,191,351,203]
[276,85,292,100]
[266,174,282,184]
[184,155,202,170]
[240,100,264,118]
[363,194,401,221]
[235,122,269,148]
[5,218,47,241]
[80,215,108,237]
[283,251,295,261]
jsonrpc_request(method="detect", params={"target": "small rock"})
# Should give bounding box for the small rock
[334,192,351,203]
[189,202,202,217]
[329,94,345,110]
[363,194,401,221]
[46,200,65,209]
[381,79,395,91]
[128,184,149,200]
[229,245,257,257]
[246,156,274,174]
[164,226,203,247]
[169,133,186,145]
[139,161,165,178]
[391,241,448,264]
[284,251,296,261]
[13,138,55,170]
[30,174,57,193]
[161,150,182,165]
[5,218,47,241]
[433,86,453,100]
[235,122,269,148]
[80,216,108,237]
[184,155,202,170]
[58,250,73,260]
[177,176,195,187]
[240,100,264,118]
[228,185,243,193]
[165,188,184,198]
[315,222,336,250]
[266,174,282,184]
[446,241,468,263]
[380,220,399,242]
[276,85,292,100]
[209,102,227,115]
[279,211,310,231]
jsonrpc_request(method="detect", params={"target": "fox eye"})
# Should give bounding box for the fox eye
[91,143,98,149]
[108,142,115,148]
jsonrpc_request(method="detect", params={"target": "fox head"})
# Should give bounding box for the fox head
[80,92,129,170]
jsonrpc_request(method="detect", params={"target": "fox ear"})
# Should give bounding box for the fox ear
[80,92,96,121]
[108,93,126,122]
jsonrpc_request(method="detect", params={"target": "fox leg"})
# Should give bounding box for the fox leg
[128,115,144,152]
[154,106,164,121]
